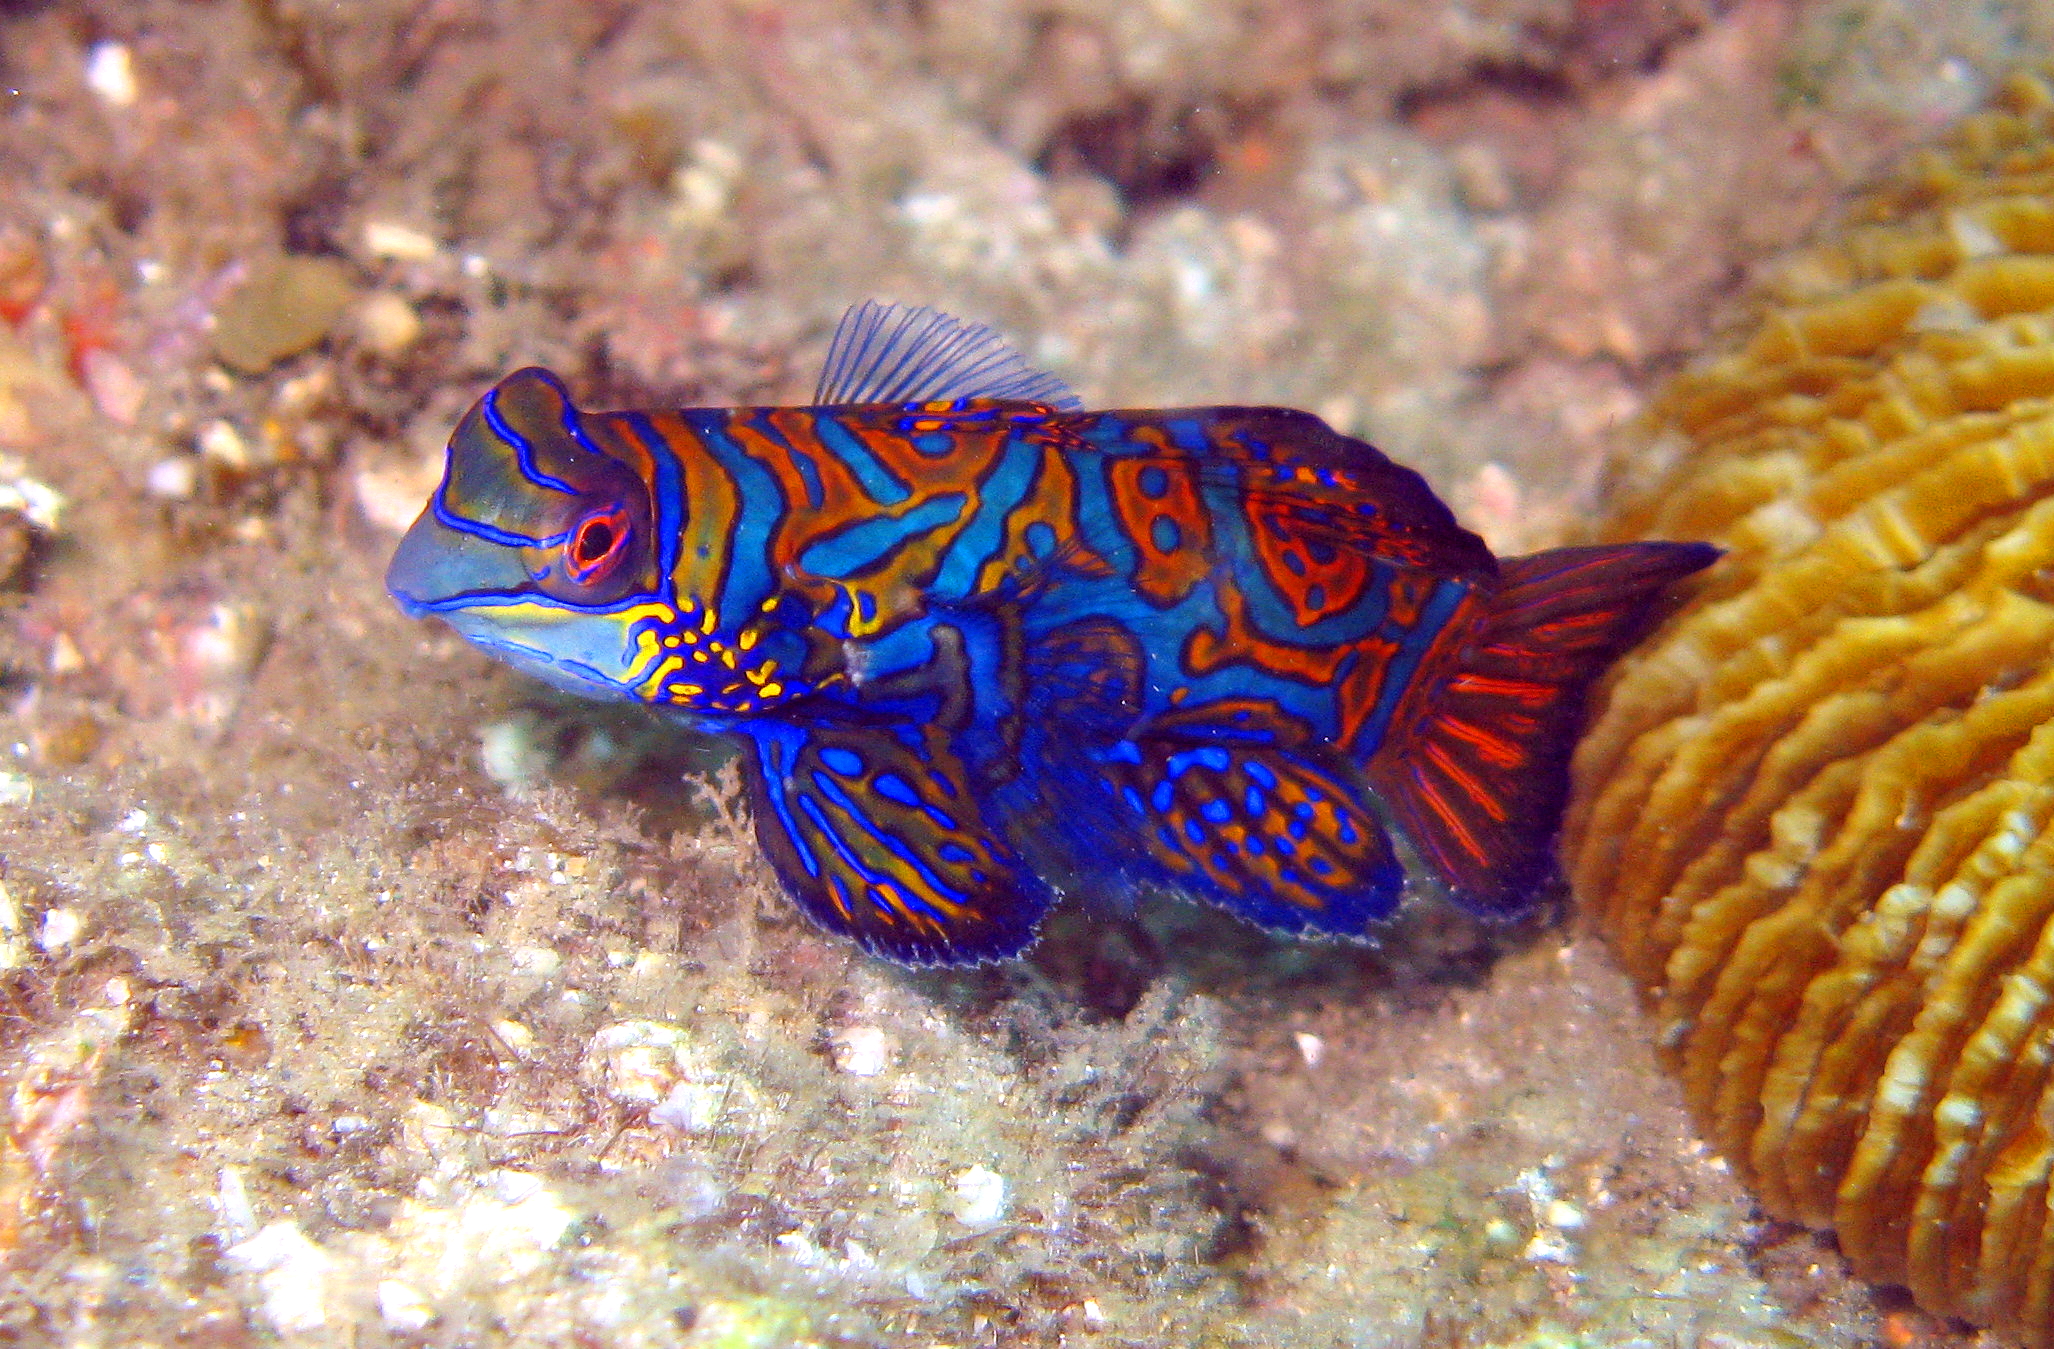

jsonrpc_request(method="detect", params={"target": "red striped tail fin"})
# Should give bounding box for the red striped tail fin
[1367,542,1719,914]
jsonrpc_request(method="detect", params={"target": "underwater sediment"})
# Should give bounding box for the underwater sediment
[1566,69,2054,1344]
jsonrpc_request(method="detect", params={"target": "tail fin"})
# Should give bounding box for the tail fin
[1367,542,1719,914]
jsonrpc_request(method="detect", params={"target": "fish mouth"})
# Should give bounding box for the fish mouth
[386,510,646,702]
[384,501,527,618]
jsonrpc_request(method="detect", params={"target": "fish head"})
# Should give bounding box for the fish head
[386,367,668,702]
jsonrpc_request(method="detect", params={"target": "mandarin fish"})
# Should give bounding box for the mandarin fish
[387,301,1717,965]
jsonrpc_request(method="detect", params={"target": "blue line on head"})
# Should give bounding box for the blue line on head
[430,489,570,550]
[483,386,580,495]
[400,585,656,615]
[552,378,610,463]
[631,412,687,582]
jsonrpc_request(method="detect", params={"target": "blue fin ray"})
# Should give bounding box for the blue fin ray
[814,301,1082,410]
[740,718,1052,964]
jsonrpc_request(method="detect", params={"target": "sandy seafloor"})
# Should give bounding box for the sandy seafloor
[0,1,2048,1345]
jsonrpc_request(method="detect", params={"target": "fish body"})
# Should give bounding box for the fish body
[389,302,1716,963]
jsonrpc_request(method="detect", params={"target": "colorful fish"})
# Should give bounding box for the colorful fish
[387,301,1716,964]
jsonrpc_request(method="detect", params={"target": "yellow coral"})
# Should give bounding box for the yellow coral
[1565,71,2054,1342]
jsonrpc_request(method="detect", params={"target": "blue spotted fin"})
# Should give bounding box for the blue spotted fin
[1087,701,1406,936]
[739,718,1053,964]
[813,300,1082,410]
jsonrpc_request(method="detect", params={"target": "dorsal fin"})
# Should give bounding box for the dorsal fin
[813,300,1082,410]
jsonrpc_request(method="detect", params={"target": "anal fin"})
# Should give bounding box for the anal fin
[1085,701,1405,936]
[741,718,1052,964]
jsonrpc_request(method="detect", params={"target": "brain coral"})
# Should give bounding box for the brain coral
[1563,71,2054,1342]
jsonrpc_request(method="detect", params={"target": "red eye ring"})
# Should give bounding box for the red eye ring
[564,506,629,585]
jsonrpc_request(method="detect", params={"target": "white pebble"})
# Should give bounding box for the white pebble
[197,419,251,470]
[85,42,136,108]
[834,1026,891,1076]
[491,1018,536,1058]
[1293,1031,1324,1068]
[362,221,439,262]
[949,1165,1007,1229]
[145,456,198,500]
[0,882,22,972]
[478,719,549,788]
[215,1165,255,1241]
[0,455,65,532]
[377,1279,434,1333]
[510,945,561,978]
[36,907,79,952]
[353,455,442,534]
[48,634,84,675]
[227,1221,333,1334]
[355,292,422,356]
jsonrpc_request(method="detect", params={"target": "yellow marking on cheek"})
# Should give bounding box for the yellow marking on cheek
[739,628,759,651]
[700,608,717,635]
[636,655,685,699]
[760,683,783,699]
[719,649,738,670]
[620,628,664,684]
[462,600,584,626]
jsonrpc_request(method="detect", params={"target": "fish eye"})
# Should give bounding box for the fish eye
[563,507,629,584]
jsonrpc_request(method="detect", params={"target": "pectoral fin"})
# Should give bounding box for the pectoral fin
[740,718,1053,965]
